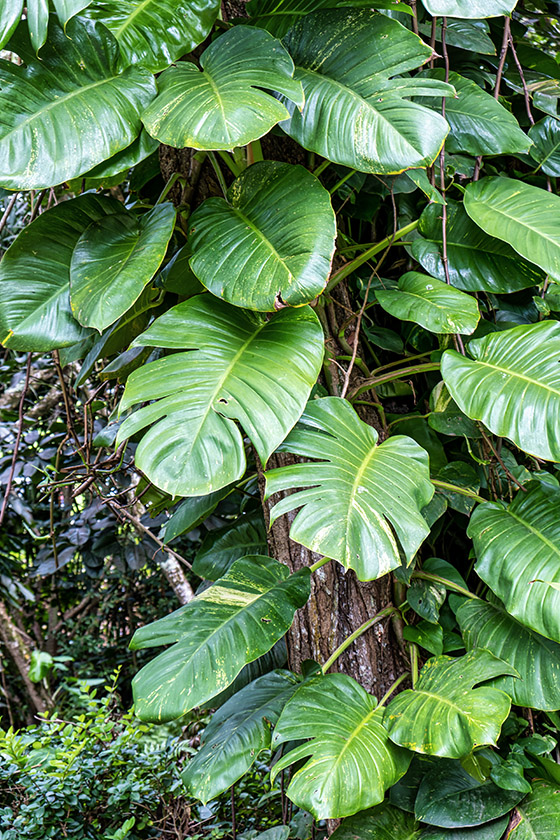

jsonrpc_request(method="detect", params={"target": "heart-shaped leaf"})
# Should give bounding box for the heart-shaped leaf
[280,9,452,174]
[442,321,560,462]
[412,200,543,294]
[188,161,336,311]
[330,802,421,840]
[130,555,310,721]
[271,672,412,819]
[0,17,155,190]
[464,177,560,281]
[457,598,560,711]
[376,272,479,335]
[182,670,298,802]
[142,26,303,150]
[421,0,518,16]
[468,484,560,643]
[265,397,434,581]
[385,650,516,758]
[117,296,324,497]
[70,203,176,330]
[0,194,125,351]
[83,0,220,72]
[193,512,268,580]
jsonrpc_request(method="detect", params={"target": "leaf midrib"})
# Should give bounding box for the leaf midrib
[467,357,560,399]
[469,191,560,253]
[113,0,157,38]
[228,205,296,283]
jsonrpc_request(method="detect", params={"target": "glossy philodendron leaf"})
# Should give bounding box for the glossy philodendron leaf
[280,10,452,174]
[130,556,310,721]
[142,26,303,150]
[70,203,176,330]
[265,397,433,581]
[0,0,23,50]
[528,116,560,177]
[464,177,560,281]
[457,599,560,711]
[385,650,515,758]
[421,0,518,16]
[0,17,155,190]
[82,130,158,180]
[192,512,268,581]
[415,760,524,828]
[442,321,560,462]
[0,194,125,351]
[271,673,412,820]
[412,200,544,294]
[182,670,298,802]
[468,484,560,643]
[52,0,93,22]
[27,0,49,53]
[0,0,92,51]
[83,0,220,72]
[507,782,560,839]
[330,802,421,840]
[423,71,529,156]
[246,0,412,38]
[188,161,336,311]
[376,272,479,335]
[117,296,324,496]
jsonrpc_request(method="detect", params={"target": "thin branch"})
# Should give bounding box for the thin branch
[0,354,32,526]
[0,192,20,237]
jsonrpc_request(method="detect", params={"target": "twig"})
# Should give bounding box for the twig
[0,192,20,237]
[480,427,528,493]
[0,354,32,526]
[29,189,47,223]
[507,29,535,126]
[474,16,511,181]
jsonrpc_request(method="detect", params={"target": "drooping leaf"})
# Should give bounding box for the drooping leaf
[422,71,530,156]
[330,802,421,840]
[83,0,220,72]
[117,296,324,497]
[411,200,543,294]
[528,116,560,177]
[0,194,125,351]
[415,759,525,828]
[457,598,560,711]
[52,0,93,23]
[507,781,560,839]
[193,512,268,580]
[442,321,560,462]
[421,0,518,17]
[385,650,515,758]
[468,484,560,643]
[162,486,235,544]
[246,0,412,39]
[142,26,303,150]
[182,670,298,802]
[464,177,560,281]
[0,0,23,51]
[70,203,176,330]
[130,555,310,721]
[376,272,479,335]
[0,17,156,190]
[271,673,412,820]
[27,0,49,53]
[280,9,452,174]
[265,397,434,581]
[188,161,336,311]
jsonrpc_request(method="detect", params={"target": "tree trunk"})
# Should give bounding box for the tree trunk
[0,599,53,721]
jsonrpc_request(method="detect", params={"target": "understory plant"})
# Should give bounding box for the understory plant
[1,0,560,836]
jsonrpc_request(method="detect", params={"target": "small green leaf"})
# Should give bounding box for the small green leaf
[330,802,421,840]
[193,513,268,580]
[376,272,479,335]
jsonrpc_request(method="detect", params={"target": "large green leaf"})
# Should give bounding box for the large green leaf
[464,177,560,282]
[442,321,560,462]
[193,512,268,581]
[411,200,544,294]
[422,70,529,156]
[188,161,336,311]
[182,670,298,802]
[117,296,324,496]
[265,397,433,581]
[130,555,310,721]
[0,17,155,190]
[507,782,560,839]
[468,484,560,643]
[142,26,303,150]
[0,194,125,351]
[528,116,560,177]
[457,598,560,711]
[246,0,412,39]
[280,9,452,174]
[421,1,518,16]
[83,0,220,72]
[70,203,176,331]
[271,673,412,820]
[330,802,421,840]
[385,650,515,758]
[376,272,479,335]
[421,819,510,840]
[82,130,158,180]
[415,760,524,828]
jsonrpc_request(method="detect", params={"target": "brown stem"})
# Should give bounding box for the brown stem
[0,192,20,237]
[0,354,32,526]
